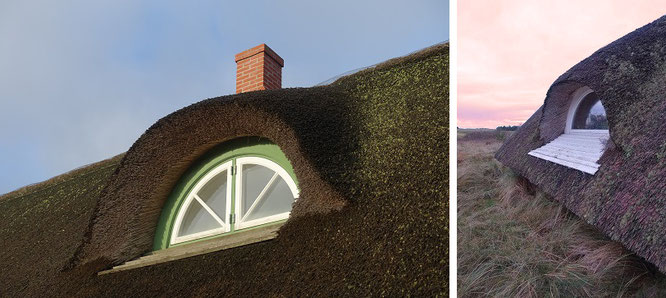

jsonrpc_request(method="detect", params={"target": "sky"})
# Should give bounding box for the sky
[0,0,448,194]
[458,0,664,128]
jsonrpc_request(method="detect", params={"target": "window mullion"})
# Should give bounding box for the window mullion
[193,194,226,227]
[241,171,279,222]
[230,160,236,231]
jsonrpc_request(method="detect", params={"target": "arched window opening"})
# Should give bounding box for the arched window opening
[572,94,608,130]
[171,161,232,244]
[235,157,298,230]
[154,138,299,250]
[529,87,610,175]
[565,87,609,133]
[171,157,298,245]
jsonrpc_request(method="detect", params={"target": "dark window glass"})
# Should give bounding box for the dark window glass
[572,93,608,129]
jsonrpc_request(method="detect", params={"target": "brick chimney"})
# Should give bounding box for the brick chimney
[234,44,284,93]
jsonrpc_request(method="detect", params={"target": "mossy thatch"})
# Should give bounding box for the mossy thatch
[0,155,123,295]
[496,16,666,272]
[0,43,448,296]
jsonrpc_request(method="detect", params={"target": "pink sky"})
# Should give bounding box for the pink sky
[458,0,664,128]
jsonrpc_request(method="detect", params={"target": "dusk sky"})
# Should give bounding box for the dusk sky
[458,0,664,128]
[0,0,448,194]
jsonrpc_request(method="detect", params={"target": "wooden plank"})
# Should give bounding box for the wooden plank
[568,130,610,136]
[544,143,602,156]
[549,138,605,150]
[544,142,603,155]
[528,151,598,174]
[531,146,601,165]
[527,131,608,175]
[557,135,607,142]
[98,222,283,275]
[529,146,601,167]
[556,137,608,145]
[544,139,604,154]
[528,151,596,173]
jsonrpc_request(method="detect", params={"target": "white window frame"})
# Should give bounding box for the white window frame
[170,161,233,245]
[565,86,608,134]
[169,157,299,245]
[234,156,299,230]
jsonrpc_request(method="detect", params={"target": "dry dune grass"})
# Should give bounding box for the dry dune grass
[458,132,666,297]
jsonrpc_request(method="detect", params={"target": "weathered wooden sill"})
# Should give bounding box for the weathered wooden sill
[98,223,282,275]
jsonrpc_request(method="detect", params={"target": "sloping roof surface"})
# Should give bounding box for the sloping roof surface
[496,15,666,272]
[0,43,448,296]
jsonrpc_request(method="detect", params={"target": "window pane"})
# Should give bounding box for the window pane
[241,164,275,216]
[244,176,295,222]
[178,199,221,237]
[572,93,608,129]
[197,170,227,221]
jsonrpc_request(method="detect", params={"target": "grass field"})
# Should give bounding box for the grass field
[457,130,666,297]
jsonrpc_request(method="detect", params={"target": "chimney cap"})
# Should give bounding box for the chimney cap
[234,43,284,67]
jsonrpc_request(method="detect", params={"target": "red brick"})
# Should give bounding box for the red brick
[235,44,283,93]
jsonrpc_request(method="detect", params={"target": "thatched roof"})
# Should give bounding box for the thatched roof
[0,43,448,296]
[496,16,666,272]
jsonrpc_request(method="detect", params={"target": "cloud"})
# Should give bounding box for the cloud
[0,0,448,194]
[458,0,664,128]
[0,1,231,182]
[0,1,237,193]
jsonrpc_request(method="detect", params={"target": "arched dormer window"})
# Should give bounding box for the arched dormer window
[153,138,298,250]
[566,87,608,132]
[529,87,609,174]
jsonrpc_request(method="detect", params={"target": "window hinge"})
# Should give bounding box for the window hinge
[229,214,235,224]
[230,165,236,175]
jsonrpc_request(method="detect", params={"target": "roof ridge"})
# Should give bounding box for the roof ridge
[315,41,448,86]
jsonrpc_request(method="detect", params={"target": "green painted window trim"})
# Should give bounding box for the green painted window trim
[153,137,298,251]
